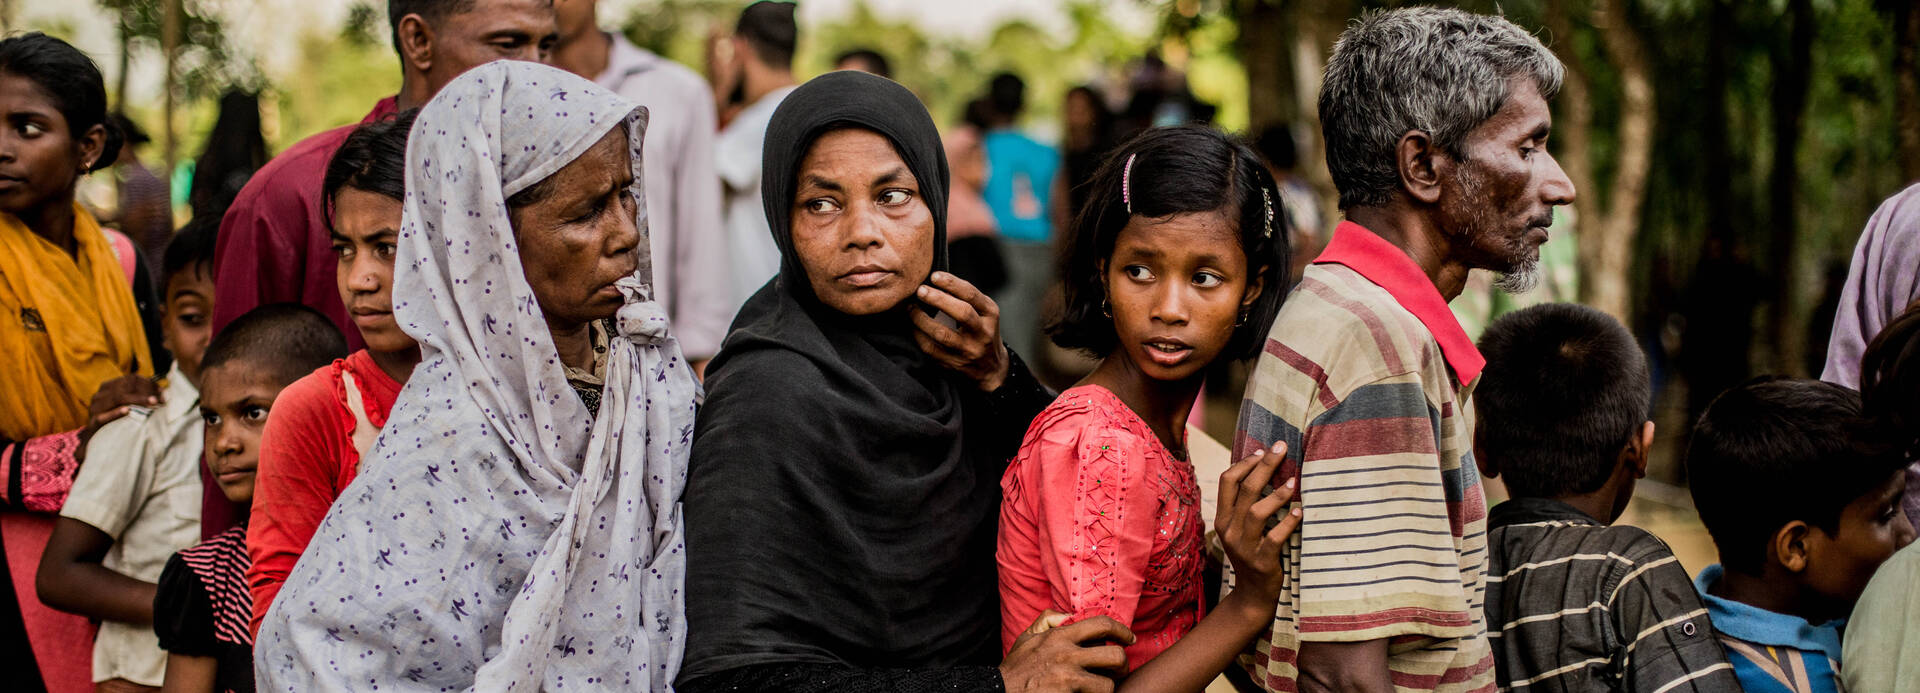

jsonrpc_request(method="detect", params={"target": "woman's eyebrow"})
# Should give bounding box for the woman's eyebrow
[802,174,844,192]
[871,166,909,187]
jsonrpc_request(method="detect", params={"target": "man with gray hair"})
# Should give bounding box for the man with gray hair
[1221,7,1573,693]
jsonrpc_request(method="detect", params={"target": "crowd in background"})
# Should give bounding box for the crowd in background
[2,1,1919,693]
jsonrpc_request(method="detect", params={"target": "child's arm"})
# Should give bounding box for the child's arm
[157,653,218,693]
[1119,444,1300,693]
[36,517,159,624]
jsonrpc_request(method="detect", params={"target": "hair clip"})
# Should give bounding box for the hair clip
[1261,186,1275,238]
[1122,153,1138,214]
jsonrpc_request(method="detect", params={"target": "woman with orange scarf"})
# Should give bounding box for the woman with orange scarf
[0,33,166,693]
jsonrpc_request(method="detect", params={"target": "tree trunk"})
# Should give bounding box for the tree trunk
[1238,0,1296,131]
[1546,0,1599,310]
[1554,0,1653,323]
[1702,0,1736,248]
[1767,0,1814,373]
[161,0,181,172]
[116,9,131,111]
[1294,0,1350,219]
[1588,0,1655,323]
[1897,0,1920,183]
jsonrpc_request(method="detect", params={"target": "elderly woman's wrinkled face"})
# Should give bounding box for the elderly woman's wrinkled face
[508,126,640,330]
[790,128,936,316]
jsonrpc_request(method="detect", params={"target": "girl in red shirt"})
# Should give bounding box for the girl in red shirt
[244,110,420,635]
[997,126,1300,692]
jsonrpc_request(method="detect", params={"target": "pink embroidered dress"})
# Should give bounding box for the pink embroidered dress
[997,384,1206,672]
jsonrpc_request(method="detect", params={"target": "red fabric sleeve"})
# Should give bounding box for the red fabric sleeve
[246,364,350,636]
[1037,425,1159,629]
[0,430,81,513]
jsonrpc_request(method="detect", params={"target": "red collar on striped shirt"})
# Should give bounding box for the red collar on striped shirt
[1312,221,1486,384]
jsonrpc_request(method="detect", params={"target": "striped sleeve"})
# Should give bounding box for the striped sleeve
[1294,373,1472,643]
[1611,541,1740,693]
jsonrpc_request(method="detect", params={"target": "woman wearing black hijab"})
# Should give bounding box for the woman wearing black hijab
[681,71,1135,693]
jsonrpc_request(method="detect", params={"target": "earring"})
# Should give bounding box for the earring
[1235,308,1250,327]
[1101,299,1113,318]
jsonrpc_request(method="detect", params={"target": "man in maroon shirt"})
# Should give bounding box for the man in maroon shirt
[211,0,559,347]
[205,0,557,538]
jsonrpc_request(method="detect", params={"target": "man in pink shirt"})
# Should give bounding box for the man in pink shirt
[210,0,560,348]
[205,0,557,537]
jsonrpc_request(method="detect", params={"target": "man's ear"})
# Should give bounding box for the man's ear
[1774,521,1812,574]
[1624,421,1654,479]
[396,14,436,75]
[1397,129,1443,205]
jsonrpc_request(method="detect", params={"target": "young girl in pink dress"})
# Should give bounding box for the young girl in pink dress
[998,125,1301,692]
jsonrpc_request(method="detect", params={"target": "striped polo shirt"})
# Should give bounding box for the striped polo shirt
[1226,222,1494,692]
[1485,497,1739,692]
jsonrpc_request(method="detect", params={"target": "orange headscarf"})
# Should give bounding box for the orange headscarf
[0,202,152,441]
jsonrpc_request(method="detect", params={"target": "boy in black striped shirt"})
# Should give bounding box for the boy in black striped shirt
[1475,304,1739,692]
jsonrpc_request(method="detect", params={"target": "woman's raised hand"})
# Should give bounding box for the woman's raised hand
[1216,441,1302,604]
[912,271,1012,392]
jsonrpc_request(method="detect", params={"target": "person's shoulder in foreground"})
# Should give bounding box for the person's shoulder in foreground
[1844,541,1920,693]
[1476,303,1737,692]
[1686,377,1915,693]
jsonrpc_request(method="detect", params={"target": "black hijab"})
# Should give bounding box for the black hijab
[680,72,1004,681]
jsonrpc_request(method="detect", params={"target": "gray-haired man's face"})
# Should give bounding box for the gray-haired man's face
[1433,76,1576,293]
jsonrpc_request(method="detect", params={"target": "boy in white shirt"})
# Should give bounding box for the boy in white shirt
[36,221,216,691]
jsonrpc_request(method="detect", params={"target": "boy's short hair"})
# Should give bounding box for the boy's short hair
[200,304,348,387]
[160,216,218,291]
[1686,377,1907,575]
[1476,303,1651,498]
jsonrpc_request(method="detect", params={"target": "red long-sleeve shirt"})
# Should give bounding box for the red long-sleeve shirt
[245,350,400,636]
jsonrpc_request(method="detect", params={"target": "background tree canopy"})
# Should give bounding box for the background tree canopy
[33,0,1919,383]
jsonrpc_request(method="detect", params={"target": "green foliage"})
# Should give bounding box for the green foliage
[96,0,260,100]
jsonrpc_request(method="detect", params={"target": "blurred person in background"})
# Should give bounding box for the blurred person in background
[1254,123,1324,285]
[710,0,799,315]
[834,47,891,79]
[945,98,1005,296]
[1823,182,1920,389]
[106,114,173,273]
[0,32,165,693]
[1052,84,1114,234]
[553,0,731,372]
[980,71,1059,363]
[185,90,269,225]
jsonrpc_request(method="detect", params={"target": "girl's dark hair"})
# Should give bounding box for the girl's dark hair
[1861,303,1920,460]
[322,108,418,232]
[0,33,121,173]
[1049,124,1291,361]
[189,90,271,220]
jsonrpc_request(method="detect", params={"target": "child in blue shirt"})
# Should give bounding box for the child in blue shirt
[1686,377,1915,693]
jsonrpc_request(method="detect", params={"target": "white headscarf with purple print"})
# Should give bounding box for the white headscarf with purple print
[255,60,699,691]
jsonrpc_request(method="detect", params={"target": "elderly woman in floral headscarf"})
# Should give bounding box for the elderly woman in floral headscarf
[254,61,699,691]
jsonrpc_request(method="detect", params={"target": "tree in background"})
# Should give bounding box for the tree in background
[96,0,251,169]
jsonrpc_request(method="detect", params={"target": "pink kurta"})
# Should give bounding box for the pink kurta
[998,384,1206,672]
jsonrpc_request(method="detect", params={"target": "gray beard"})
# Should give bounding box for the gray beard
[1493,258,1541,294]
